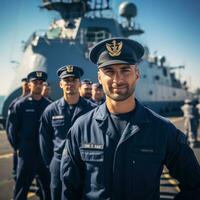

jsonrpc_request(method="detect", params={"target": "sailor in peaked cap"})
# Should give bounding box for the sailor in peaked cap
[57,65,84,79]
[27,71,48,82]
[39,64,95,200]
[10,70,51,199]
[61,37,200,200]
[80,79,93,100]
[88,37,144,102]
[89,37,144,68]
[81,79,93,85]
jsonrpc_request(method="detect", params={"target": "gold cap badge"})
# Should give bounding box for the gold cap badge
[66,65,73,73]
[106,40,123,57]
[36,72,42,77]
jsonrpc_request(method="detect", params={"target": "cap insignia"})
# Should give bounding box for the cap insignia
[66,65,73,73]
[36,72,42,77]
[106,40,123,57]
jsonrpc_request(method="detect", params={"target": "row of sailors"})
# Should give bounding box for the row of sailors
[6,66,100,200]
[6,67,200,200]
[43,78,105,105]
[5,37,200,200]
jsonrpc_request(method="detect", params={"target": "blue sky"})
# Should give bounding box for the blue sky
[0,0,200,95]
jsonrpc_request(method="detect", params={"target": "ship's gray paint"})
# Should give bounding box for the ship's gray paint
[1,1,189,120]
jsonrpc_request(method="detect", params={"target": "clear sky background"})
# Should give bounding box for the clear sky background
[0,0,200,95]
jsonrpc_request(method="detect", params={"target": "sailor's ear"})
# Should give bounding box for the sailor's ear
[78,80,81,87]
[98,70,102,85]
[59,80,63,89]
[28,82,31,89]
[135,65,140,80]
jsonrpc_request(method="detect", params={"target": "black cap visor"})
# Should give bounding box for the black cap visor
[60,74,80,79]
[29,77,46,82]
[98,59,136,68]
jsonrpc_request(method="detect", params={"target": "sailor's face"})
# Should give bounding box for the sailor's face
[42,85,51,97]
[98,64,139,101]
[92,86,103,101]
[60,77,80,95]
[28,80,44,95]
[80,83,92,99]
[21,81,30,94]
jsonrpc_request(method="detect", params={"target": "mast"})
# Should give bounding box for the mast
[40,0,110,19]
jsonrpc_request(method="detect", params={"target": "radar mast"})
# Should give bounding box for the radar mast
[119,1,144,36]
[40,0,110,19]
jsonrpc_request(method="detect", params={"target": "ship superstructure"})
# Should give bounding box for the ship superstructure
[1,0,190,121]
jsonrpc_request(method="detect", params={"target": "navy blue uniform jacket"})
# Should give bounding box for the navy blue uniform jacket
[39,97,96,167]
[61,101,200,200]
[6,96,23,149]
[9,95,51,152]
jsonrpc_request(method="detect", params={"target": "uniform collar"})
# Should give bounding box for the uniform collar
[59,96,85,108]
[94,99,150,124]
[26,94,44,102]
[59,97,67,108]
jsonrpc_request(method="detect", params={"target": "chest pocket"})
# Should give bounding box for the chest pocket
[80,149,104,162]
[80,149,105,188]
[132,146,162,166]
[131,148,162,196]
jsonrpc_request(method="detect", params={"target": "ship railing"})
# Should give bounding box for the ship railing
[83,30,111,58]
[85,29,111,43]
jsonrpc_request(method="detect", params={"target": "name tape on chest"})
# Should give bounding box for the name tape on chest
[25,109,35,112]
[52,115,64,120]
[139,148,154,153]
[81,143,104,150]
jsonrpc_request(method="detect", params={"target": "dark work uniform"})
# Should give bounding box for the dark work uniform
[10,95,51,200]
[61,100,200,200]
[6,96,23,147]
[39,97,96,200]
[6,96,24,181]
[91,97,105,105]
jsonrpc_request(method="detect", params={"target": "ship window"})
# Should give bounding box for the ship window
[149,63,153,68]
[162,68,167,77]
[143,75,147,78]
[85,27,110,43]
[149,90,153,95]
[46,27,61,39]
[154,75,160,80]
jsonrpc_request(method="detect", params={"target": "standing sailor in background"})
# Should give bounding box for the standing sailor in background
[39,65,96,200]
[193,99,200,143]
[91,83,105,105]
[79,79,93,100]
[196,99,200,114]
[61,38,200,200]
[196,99,200,137]
[181,99,198,146]
[10,71,51,200]
[6,77,30,182]
[42,81,53,101]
